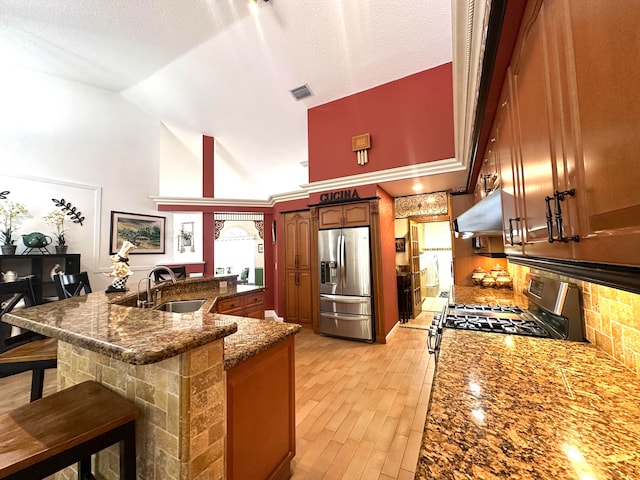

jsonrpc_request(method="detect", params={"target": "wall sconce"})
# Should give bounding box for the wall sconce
[178,221,195,253]
[352,133,371,165]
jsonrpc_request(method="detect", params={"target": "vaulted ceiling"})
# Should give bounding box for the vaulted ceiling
[0,0,459,199]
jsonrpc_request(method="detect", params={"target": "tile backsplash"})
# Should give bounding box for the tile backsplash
[509,263,639,376]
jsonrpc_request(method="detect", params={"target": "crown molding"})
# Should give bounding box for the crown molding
[150,158,463,208]
[301,158,463,193]
[452,0,491,170]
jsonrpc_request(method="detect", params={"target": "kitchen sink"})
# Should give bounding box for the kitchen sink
[155,299,206,313]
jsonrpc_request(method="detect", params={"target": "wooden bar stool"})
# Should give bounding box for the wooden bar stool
[0,381,139,479]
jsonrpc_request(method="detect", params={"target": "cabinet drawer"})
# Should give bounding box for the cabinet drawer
[217,296,243,312]
[246,306,265,319]
[244,293,264,307]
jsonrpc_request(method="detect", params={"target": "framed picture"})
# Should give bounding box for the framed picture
[110,211,166,254]
[258,243,264,253]
[395,237,406,253]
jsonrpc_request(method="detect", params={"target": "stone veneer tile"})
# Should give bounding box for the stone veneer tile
[54,339,225,480]
[508,263,640,376]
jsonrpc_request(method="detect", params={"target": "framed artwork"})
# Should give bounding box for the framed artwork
[110,211,166,254]
[258,243,264,253]
[395,237,406,253]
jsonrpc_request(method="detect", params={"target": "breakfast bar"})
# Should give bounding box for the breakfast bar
[5,276,301,480]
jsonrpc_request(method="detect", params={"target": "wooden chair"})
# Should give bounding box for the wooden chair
[238,267,250,285]
[0,278,57,402]
[153,266,187,282]
[53,272,92,300]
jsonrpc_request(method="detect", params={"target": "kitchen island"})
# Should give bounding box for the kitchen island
[5,276,301,480]
[416,328,640,479]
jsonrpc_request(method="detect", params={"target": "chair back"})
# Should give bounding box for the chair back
[54,272,92,300]
[240,268,250,281]
[0,278,36,343]
[153,266,187,282]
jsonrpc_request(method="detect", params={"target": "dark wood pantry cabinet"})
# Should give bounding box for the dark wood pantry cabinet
[283,211,312,326]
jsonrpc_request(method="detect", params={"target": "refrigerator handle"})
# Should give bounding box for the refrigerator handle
[340,233,346,285]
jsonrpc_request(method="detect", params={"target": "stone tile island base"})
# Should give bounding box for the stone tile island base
[54,339,225,480]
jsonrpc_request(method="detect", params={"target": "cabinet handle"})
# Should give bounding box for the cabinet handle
[508,217,522,246]
[295,254,299,268]
[545,195,555,243]
[482,173,496,194]
[553,189,580,243]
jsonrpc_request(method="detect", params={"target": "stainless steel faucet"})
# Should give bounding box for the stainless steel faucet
[137,266,177,308]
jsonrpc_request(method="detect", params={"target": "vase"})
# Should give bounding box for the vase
[1,245,17,255]
[55,246,68,255]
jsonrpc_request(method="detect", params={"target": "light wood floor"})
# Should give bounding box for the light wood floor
[0,316,436,480]
[291,321,435,480]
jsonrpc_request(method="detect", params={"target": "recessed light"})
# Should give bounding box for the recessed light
[412,183,423,192]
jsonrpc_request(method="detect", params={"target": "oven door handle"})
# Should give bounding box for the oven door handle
[427,325,440,354]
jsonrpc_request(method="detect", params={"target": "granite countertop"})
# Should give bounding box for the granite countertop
[417,330,640,479]
[450,285,528,308]
[5,277,300,368]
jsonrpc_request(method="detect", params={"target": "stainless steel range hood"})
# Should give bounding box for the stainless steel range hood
[453,188,503,237]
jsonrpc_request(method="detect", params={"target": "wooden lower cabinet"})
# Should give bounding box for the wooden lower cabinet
[285,270,312,326]
[216,291,265,319]
[226,335,296,480]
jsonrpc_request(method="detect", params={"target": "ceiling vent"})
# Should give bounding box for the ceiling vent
[290,84,313,100]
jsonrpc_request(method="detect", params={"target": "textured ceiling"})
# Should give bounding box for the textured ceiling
[0,0,457,199]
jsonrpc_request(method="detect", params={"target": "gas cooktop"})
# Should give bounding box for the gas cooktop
[444,311,550,337]
[427,274,585,356]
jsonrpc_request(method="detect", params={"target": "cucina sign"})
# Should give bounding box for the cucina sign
[319,189,360,204]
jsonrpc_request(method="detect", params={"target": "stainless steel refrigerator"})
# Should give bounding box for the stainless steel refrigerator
[318,226,374,342]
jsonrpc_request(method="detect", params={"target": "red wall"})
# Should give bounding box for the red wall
[377,187,399,336]
[308,63,454,183]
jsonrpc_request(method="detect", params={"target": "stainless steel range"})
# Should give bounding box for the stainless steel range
[428,273,584,355]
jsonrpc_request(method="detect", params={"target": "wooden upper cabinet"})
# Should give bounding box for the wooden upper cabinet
[510,4,573,260]
[318,202,370,229]
[284,211,311,270]
[317,206,343,229]
[495,75,524,254]
[342,202,370,227]
[475,136,499,203]
[555,0,640,266]
[483,0,640,267]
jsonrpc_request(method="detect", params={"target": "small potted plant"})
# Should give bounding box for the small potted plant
[43,210,67,254]
[0,200,28,255]
[180,230,192,247]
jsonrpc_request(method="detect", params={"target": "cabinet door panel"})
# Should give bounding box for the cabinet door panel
[296,271,313,326]
[284,271,299,322]
[296,216,311,270]
[512,11,572,259]
[561,0,640,265]
[318,206,343,229]
[284,214,298,270]
[496,76,524,254]
[342,203,370,227]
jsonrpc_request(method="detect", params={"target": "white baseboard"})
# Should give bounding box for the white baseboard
[265,310,283,322]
